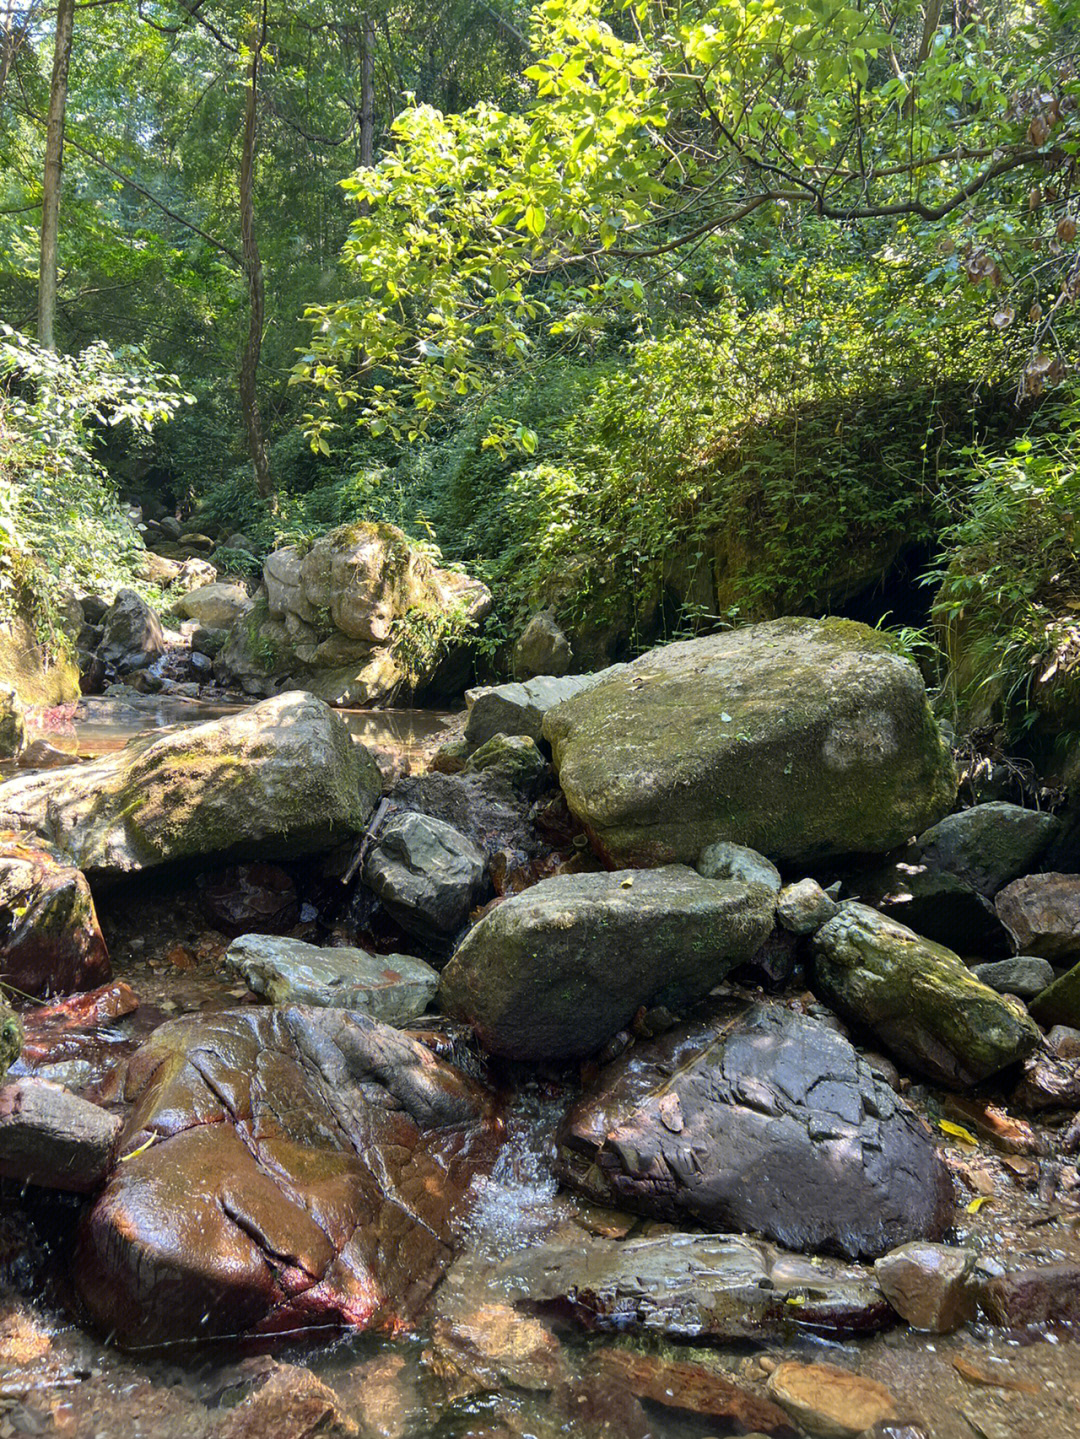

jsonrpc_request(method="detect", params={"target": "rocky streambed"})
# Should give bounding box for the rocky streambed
[2,618,1080,1438]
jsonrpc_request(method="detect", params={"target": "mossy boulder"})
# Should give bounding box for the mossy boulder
[812,903,1041,1088]
[543,618,957,868]
[438,866,777,1062]
[0,614,79,707]
[0,692,380,878]
[0,833,111,996]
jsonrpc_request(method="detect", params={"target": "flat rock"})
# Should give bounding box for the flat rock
[812,904,1040,1087]
[766,1362,899,1439]
[914,802,1060,898]
[494,1231,893,1341]
[0,834,110,998]
[543,618,955,868]
[971,956,1055,999]
[874,1242,978,1332]
[995,873,1080,961]
[363,811,485,942]
[556,1004,952,1259]
[75,1006,499,1347]
[439,867,776,1062]
[0,692,380,877]
[224,934,438,1023]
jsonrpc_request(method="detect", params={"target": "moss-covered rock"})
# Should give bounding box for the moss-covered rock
[0,995,22,1077]
[0,832,111,996]
[543,617,957,868]
[0,614,79,707]
[0,692,380,877]
[812,903,1041,1087]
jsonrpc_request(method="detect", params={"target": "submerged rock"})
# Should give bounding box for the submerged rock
[363,812,486,943]
[0,692,380,877]
[439,867,776,1062]
[225,934,438,1023]
[913,802,1060,899]
[0,834,110,998]
[543,618,956,868]
[556,1004,952,1259]
[75,1006,499,1348]
[812,904,1040,1087]
[495,1231,893,1341]
[766,1362,899,1439]
[198,862,298,934]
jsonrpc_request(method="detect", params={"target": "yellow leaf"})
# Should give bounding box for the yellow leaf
[939,1119,978,1147]
[966,1196,992,1213]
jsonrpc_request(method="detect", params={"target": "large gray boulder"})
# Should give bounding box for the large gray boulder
[465,672,613,751]
[97,589,165,674]
[557,1004,952,1259]
[173,581,252,629]
[438,867,776,1062]
[0,692,380,877]
[224,934,438,1024]
[812,903,1040,1087]
[542,618,956,868]
[363,812,485,942]
[913,802,1060,898]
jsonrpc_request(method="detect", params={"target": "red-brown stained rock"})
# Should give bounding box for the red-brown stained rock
[0,834,109,999]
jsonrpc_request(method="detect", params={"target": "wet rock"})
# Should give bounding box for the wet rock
[1010,1049,1080,1111]
[75,1006,499,1347]
[465,673,610,750]
[0,684,26,761]
[913,802,1060,899]
[439,868,775,1063]
[1029,955,1080,1028]
[980,1263,1080,1328]
[218,1364,358,1439]
[765,1362,899,1439]
[942,1096,1042,1154]
[812,904,1040,1087]
[0,1077,122,1191]
[513,612,572,680]
[589,1349,798,1437]
[363,812,485,943]
[198,863,299,934]
[173,581,252,629]
[995,873,1080,961]
[853,863,1012,957]
[556,1004,952,1259]
[96,589,165,673]
[543,618,956,869]
[696,840,782,892]
[16,738,80,769]
[970,956,1055,999]
[496,1231,893,1341]
[426,1302,567,1397]
[225,934,438,1023]
[0,835,110,998]
[777,877,840,935]
[464,734,546,790]
[873,1242,978,1332]
[0,692,380,877]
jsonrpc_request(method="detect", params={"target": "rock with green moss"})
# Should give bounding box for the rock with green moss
[0,996,22,1077]
[438,866,776,1062]
[0,685,26,761]
[812,903,1041,1088]
[542,618,957,868]
[464,734,546,789]
[0,692,380,878]
[0,833,111,996]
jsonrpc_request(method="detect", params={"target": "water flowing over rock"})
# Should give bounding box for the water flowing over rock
[0,692,380,877]
[556,1004,952,1259]
[439,867,776,1062]
[0,834,110,998]
[542,618,956,868]
[75,1006,500,1348]
[224,934,438,1023]
[812,904,1040,1087]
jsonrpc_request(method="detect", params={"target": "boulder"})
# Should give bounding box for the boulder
[852,862,1012,958]
[980,1263,1080,1328]
[96,589,165,674]
[543,618,956,868]
[172,581,252,629]
[363,812,485,942]
[465,673,611,750]
[0,609,80,707]
[0,692,380,877]
[777,878,840,936]
[75,1006,499,1348]
[494,1231,893,1342]
[556,1004,952,1259]
[812,904,1040,1087]
[224,934,438,1023]
[0,685,26,761]
[0,834,110,998]
[0,1077,122,1192]
[873,1242,978,1333]
[79,595,109,626]
[696,840,781,892]
[970,956,1055,999]
[438,867,776,1062]
[513,612,572,679]
[913,802,1060,898]
[463,734,546,790]
[191,625,228,658]
[385,768,545,864]
[1029,959,1080,1028]
[995,873,1080,961]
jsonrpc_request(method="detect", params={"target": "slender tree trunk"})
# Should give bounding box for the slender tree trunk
[239,0,272,499]
[37,0,74,350]
[360,13,375,170]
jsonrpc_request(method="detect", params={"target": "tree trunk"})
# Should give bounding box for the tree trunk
[360,13,375,170]
[239,0,273,499]
[37,0,75,351]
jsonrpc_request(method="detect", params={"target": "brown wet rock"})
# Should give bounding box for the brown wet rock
[217,1364,358,1439]
[0,835,110,999]
[198,864,299,935]
[589,1348,799,1436]
[75,1006,501,1348]
[980,1262,1080,1328]
[1011,1049,1080,1111]
[765,1361,900,1439]
[874,1242,979,1332]
[426,1302,566,1397]
[556,1003,952,1259]
[495,1231,894,1342]
[942,1096,1044,1155]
